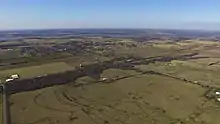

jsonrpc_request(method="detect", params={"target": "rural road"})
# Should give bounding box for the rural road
[0,84,10,124]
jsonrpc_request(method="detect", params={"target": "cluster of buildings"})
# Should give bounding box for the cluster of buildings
[5,74,20,82]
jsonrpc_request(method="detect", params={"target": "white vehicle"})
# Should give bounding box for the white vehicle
[5,78,14,82]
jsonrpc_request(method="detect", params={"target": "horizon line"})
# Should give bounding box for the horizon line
[1,28,220,32]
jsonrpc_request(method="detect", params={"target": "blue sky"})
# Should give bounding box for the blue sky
[1,0,220,30]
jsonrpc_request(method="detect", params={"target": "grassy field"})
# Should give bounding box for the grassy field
[136,58,220,88]
[112,44,181,58]
[100,69,139,79]
[10,73,210,124]
[0,62,74,81]
[8,40,220,124]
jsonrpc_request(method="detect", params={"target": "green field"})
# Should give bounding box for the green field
[0,62,74,81]
[10,73,214,124]
[7,40,220,124]
[101,68,139,78]
[136,58,220,88]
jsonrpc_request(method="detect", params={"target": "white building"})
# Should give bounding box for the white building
[10,74,20,79]
[80,64,83,68]
[193,81,198,84]
[216,91,220,95]
[101,78,108,81]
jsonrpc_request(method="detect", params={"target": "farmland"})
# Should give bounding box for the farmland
[10,73,214,124]
[1,32,220,124]
[0,62,74,81]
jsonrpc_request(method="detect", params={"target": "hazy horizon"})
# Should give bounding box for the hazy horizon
[1,0,220,30]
